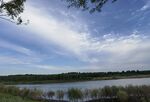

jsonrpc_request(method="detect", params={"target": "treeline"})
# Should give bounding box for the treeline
[0,70,150,84]
[0,84,150,102]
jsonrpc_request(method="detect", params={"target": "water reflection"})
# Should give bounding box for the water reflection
[17,78,150,92]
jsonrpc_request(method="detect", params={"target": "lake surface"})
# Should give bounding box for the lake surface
[16,78,150,92]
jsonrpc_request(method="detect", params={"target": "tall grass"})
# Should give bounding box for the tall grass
[0,84,43,101]
[0,84,150,102]
[56,90,64,101]
[68,88,83,102]
[0,93,38,102]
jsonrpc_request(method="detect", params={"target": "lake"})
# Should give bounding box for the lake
[16,78,150,92]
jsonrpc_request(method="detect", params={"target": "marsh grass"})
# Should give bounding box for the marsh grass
[0,84,150,102]
[0,93,38,102]
[0,84,43,102]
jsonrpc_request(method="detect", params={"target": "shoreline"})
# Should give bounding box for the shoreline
[1,84,150,102]
[2,74,150,85]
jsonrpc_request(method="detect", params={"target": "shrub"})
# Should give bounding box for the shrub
[20,88,31,99]
[101,86,112,97]
[29,88,43,99]
[140,97,146,102]
[111,86,119,97]
[90,89,99,99]
[68,88,83,102]
[117,90,128,102]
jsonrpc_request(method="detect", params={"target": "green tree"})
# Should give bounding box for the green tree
[0,0,26,24]
[65,0,117,13]
[0,0,118,24]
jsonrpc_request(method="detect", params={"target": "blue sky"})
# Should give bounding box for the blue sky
[0,0,150,75]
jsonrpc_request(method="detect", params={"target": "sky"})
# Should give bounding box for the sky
[0,0,150,75]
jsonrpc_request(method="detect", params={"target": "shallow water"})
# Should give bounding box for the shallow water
[16,78,150,92]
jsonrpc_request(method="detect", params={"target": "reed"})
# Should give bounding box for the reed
[0,84,150,102]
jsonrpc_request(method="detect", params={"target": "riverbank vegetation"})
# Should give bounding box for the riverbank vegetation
[0,93,39,102]
[0,84,150,102]
[0,84,43,102]
[0,70,150,84]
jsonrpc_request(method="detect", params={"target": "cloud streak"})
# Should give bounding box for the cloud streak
[20,3,150,67]
[0,0,150,74]
[0,39,33,56]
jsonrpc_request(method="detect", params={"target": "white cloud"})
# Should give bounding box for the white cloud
[0,56,27,65]
[21,5,90,57]
[3,2,146,72]
[3,0,13,3]
[140,0,150,11]
[20,4,150,66]
[0,53,43,65]
[1,0,150,74]
[86,33,150,64]
[0,39,44,65]
[0,39,33,56]
[31,64,77,73]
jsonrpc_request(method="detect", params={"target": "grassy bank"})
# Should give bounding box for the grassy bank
[0,84,44,102]
[0,93,39,102]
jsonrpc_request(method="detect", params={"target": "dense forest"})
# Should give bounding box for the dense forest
[0,70,150,84]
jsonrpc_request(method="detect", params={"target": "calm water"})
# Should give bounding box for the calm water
[16,78,150,92]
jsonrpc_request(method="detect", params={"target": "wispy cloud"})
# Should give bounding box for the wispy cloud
[140,0,150,11]
[0,39,33,56]
[20,3,150,66]
[1,0,150,74]
[0,56,27,65]
[84,33,150,64]
[21,4,90,57]
[0,39,44,65]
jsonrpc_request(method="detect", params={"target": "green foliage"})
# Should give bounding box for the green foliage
[65,0,117,13]
[0,0,26,24]
[90,88,99,99]
[0,84,150,102]
[140,97,146,102]
[111,86,119,96]
[68,88,83,101]
[0,70,149,84]
[0,93,38,102]
[0,0,118,24]
[101,86,112,97]
[0,84,42,101]
[117,90,128,102]
[29,89,43,100]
